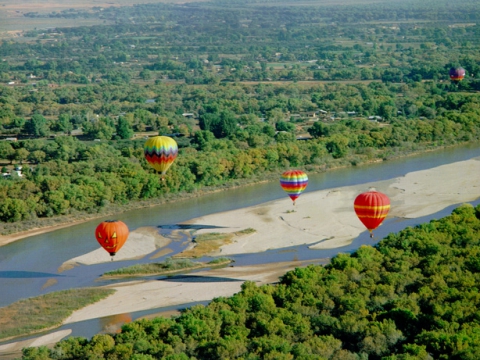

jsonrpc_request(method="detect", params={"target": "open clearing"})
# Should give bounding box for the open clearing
[0,0,208,35]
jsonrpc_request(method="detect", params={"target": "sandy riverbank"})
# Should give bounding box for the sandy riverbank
[184,158,480,254]
[1,158,480,355]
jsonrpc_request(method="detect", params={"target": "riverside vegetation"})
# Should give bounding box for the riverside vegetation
[0,0,480,235]
[17,204,480,359]
[0,289,114,342]
[101,257,233,278]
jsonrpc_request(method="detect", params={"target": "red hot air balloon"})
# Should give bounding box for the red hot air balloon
[449,67,465,83]
[280,170,308,205]
[95,220,129,259]
[354,190,390,238]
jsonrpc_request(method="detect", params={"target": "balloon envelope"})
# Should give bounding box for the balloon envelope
[354,191,390,234]
[144,136,178,176]
[280,170,308,204]
[449,67,465,82]
[95,220,129,257]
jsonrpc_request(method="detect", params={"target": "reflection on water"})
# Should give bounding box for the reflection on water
[99,313,132,334]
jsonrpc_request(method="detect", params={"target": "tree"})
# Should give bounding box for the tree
[326,134,349,158]
[54,113,74,134]
[308,122,330,138]
[0,198,29,222]
[199,110,237,138]
[139,69,152,80]
[24,114,50,137]
[28,150,46,164]
[52,136,82,162]
[192,130,215,150]
[276,121,295,132]
[378,102,397,121]
[83,119,115,140]
[116,116,134,139]
[0,142,15,163]
[14,148,29,164]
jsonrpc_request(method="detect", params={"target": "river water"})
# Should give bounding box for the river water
[1,143,480,346]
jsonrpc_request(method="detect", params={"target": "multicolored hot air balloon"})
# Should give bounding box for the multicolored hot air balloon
[354,190,390,238]
[144,136,178,179]
[280,170,308,205]
[95,220,129,259]
[449,67,465,83]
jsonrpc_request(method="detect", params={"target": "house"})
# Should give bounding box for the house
[13,166,22,178]
[296,135,313,141]
[302,111,318,119]
[182,113,195,118]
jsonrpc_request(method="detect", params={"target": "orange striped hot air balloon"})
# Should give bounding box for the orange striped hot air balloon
[280,170,308,205]
[354,190,390,238]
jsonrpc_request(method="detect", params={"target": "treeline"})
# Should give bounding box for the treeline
[21,204,480,359]
[1,95,479,223]
[0,80,478,134]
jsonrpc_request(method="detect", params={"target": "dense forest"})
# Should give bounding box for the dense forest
[20,204,480,359]
[0,0,479,232]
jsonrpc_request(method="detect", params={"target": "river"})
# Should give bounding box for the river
[1,143,480,346]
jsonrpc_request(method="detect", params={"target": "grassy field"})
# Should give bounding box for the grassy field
[101,257,233,278]
[0,288,115,341]
[173,228,256,258]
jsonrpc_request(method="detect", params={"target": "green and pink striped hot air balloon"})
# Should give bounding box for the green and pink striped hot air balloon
[280,170,308,205]
[144,136,178,180]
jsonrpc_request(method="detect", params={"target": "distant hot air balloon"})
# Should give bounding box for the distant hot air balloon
[280,170,308,205]
[449,67,465,83]
[144,136,178,179]
[354,190,390,238]
[95,220,129,259]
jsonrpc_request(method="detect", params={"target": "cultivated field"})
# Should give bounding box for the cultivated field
[0,0,207,36]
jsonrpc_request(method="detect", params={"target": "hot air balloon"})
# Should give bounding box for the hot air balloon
[95,220,129,259]
[354,190,390,238]
[144,136,178,179]
[449,67,465,83]
[280,170,308,205]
